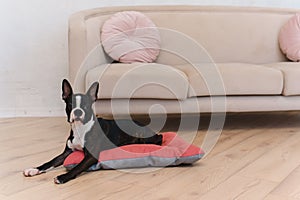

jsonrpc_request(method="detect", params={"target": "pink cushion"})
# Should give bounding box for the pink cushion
[63,132,204,170]
[101,11,160,63]
[279,13,300,61]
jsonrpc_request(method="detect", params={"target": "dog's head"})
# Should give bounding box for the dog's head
[62,79,99,124]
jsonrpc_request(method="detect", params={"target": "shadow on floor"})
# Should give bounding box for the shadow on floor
[132,111,300,133]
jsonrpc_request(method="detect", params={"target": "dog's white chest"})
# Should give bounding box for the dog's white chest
[68,117,95,151]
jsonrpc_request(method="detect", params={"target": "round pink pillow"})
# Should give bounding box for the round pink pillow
[101,11,160,63]
[279,13,300,61]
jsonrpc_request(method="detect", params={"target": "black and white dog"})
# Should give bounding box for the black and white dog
[23,79,162,184]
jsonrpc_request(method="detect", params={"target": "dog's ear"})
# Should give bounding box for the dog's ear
[86,82,99,102]
[62,79,73,101]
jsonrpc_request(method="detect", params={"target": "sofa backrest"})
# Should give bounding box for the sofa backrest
[69,6,298,90]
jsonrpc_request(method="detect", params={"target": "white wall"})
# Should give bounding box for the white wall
[0,0,300,117]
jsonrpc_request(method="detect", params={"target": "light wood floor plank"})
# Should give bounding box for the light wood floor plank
[194,176,276,200]
[238,132,300,183]
[264,194,300,200]
[1,113,300,199]
[270,165,300,199]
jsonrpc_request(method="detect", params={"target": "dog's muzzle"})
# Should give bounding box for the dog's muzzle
[70,108,85,123]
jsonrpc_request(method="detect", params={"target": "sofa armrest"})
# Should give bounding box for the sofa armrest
[68,11,111,93]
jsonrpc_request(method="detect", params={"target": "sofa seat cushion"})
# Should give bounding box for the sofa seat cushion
[86,63,189,99]
[175,63,284,97]
[264,62,300,96]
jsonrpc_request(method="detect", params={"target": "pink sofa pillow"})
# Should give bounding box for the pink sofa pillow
[101,11,161,63]
[279,13,300,61]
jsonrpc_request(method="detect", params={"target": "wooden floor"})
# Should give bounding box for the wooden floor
[1,112,300,200]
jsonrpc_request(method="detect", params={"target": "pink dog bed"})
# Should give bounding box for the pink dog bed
[63,132,204,171]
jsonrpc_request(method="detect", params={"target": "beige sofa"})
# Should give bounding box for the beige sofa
[68,6,300,116]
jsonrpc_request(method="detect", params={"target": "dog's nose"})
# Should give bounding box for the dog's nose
[74,109,83,117]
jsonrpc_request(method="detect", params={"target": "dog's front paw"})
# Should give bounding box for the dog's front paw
[23,168,41,177]
[54,176,62,184]
[54,174,73,184]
